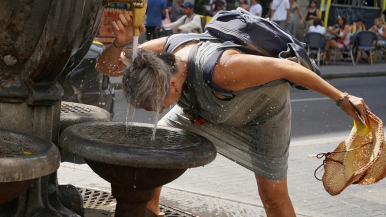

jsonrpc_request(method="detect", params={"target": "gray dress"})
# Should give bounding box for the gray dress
[161,35,291,181]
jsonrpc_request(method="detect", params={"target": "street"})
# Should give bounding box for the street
[111,76,386,142]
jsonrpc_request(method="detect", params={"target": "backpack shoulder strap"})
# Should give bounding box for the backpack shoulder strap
[163,33,215,53]
[183,42,202,124]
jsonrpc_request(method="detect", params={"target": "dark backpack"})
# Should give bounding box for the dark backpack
[204,7,321,89]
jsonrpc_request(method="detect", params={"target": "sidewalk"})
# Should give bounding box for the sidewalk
[110,62,386,90]
[58,138,386,216]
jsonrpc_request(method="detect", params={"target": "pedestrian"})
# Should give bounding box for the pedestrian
[308,18,325,35]
[166,0,173,16]
[238,0,250,11]
[300,0,320,34]
[96,10,370,217]
[213,0,226,16]
[370,17,386,47]
[325,16,351,64]
[287,0,302,36]
[162,2,203,34]
[265,1,273,19]
[270,0,290,30]
[249,0,263,17]
[169,0,184,22]
[210,0,218,16]
[145,0,167,40]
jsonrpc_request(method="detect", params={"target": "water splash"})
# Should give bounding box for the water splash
[126,103,136,135]
[132,35,139,62]
[151,108,160,141]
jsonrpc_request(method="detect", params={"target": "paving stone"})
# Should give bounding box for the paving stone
[305,201,343,211]
[324,204,359,214]
[367,204,386,212]
[341,196,366,204]
[330,207,374,217]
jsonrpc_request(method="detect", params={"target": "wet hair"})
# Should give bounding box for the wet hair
[122,49,177,111]
[313,18,322,26]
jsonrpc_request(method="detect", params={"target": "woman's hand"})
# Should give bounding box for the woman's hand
[111,11,145,47]
[339,95,370,125]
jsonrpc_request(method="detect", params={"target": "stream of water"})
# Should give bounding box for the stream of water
[126,35,160,141]
[132,35,139,61]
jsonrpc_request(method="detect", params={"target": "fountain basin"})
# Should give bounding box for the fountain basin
[59,122,217,217]
[59,122,216,172]
[0,128,60,204]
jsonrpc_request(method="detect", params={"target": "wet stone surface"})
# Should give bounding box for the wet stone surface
[79,125,202,150]
[0,140,34,158]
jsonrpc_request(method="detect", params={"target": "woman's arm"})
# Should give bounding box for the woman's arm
[336,25,351,39]
[300,10,308,24]
[213,50,369,123]
[316,9,320,18]
[361,24,366,31]
[296,4,302,18]
[96,11,142,77]
[330,27,341,36]
[96,37,167,77]
[96,11,166,77]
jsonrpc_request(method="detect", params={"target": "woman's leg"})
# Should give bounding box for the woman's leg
[255,174,295,217]
[325,40,338,63]
[147,186,162,214]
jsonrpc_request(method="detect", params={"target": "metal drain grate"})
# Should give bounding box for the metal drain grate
[61,102,93,114]
[76,187,199,217]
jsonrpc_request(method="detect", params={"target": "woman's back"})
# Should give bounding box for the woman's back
[308,25,325,34]
[164,35,290,126]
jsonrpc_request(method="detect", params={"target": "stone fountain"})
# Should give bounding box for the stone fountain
[0,0,146,216]
[59,122,217,217]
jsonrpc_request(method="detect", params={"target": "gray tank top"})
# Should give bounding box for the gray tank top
[165,35,290,127]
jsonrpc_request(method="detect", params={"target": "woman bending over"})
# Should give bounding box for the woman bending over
[96,11,369,217]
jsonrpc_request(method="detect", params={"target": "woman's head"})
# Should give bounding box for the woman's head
[338,16,348,28]
[122,49,180,112]
[313,18,322,26]
[310,0,317,8]
[375,17,383,27]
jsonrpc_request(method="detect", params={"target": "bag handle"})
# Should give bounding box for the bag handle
[314,141,372,181]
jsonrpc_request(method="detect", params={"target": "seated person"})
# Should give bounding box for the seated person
[327,18,340,32]
[162,2,203,34]
[370,17,386,48]
[308,18,325,35]
[351,18,366,34]
[325,16,352,64]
